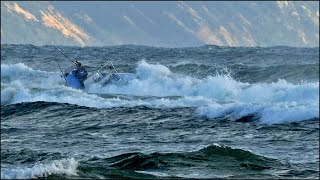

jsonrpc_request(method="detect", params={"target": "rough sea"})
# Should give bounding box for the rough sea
[1,44,319,179]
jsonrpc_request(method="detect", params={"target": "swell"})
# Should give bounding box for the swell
[72,144,297,179]
[101,144,282,171]
[229,63,319,83]
[2,44,318,79]
[1,149,66,164]
[1,101,95,119]
[62,145,296,178]
[1,144,293,179]
[168,62,319,83]
[46,144,320,178]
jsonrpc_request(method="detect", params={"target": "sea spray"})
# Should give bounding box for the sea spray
[1,61,318,124]
[1,158,78,179]
[1,44,319,179]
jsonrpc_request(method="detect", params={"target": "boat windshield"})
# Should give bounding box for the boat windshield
[91,61,122,83]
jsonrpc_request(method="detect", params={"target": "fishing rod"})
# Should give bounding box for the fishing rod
[53,46,76,64]
[54,57,68,84]
[47,12,77,64]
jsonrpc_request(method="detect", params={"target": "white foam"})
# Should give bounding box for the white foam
[87,61,243,99]
[1,158,78,179]
[1,61,318,124]
[168,60,203,67]
[87,61,318,104]
[1,63,65,89]
[136,60,172,79]
[136,171,171,177]
[1,63,44,78]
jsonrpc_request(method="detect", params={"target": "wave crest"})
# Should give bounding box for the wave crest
[1,62,318,124]
[1,158,78,179]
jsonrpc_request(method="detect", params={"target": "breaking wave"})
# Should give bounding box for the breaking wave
[0,144,287,179]
[1,61,318,124]
[1,158,78,179]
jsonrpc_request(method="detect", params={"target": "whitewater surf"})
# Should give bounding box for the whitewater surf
[1,44,319,179]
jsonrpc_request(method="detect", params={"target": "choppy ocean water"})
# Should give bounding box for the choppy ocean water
[1,44,319,179]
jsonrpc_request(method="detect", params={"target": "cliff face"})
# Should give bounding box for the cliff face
[1,1,319,47]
